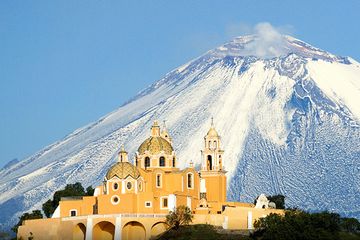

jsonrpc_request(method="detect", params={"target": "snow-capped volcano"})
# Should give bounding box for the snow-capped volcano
[1,34,360,230]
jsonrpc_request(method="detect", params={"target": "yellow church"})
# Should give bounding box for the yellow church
[18,121,283,240]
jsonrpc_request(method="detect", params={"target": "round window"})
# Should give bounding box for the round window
[111,195,120,205]
[127,182,132,190]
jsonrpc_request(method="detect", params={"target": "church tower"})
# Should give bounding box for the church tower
[200,119,227,204]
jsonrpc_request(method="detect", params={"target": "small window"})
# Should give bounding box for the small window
[207,155,213,170]
[138,181,143,191]
[156,174,162,188]
[162,198,168,208]
[70,210,77,217]
[208,141,211,148]
[113,182,119,190]
[159,157,165,167]
[172,157,176,167]
[111,195,120,205]
[145,201,152,208]
[145,157,150,168]
[127,182,132,190]
[187,173,193,189]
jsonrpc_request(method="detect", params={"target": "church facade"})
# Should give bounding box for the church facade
[18,121,283,240]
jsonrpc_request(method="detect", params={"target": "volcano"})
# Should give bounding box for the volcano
[1,34,359,230]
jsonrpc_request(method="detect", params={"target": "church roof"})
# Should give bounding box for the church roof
[138,136,173,155]
[106,162,140,180]
[206,127,219,137]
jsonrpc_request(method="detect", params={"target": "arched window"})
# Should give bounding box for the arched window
[208,141,211,148]
[113,182,118,190]
[159,157,165,167]
[145,157,150,169]
[173,157,176,167]
[120,155,123,162]
[214,140,217,149]
[187,173,193,188]
[207,155,212,170]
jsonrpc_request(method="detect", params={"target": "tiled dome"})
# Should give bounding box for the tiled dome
[106,162,140,179]
[138,137,173,155]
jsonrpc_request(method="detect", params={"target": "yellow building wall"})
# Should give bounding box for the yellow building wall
[60,196,96,217]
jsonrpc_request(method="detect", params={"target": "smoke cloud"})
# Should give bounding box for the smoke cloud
[226,22,295,58]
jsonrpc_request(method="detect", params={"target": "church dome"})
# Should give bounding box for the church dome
[138,136,173,155]
[206,127,219,137]
[106,162,140,180]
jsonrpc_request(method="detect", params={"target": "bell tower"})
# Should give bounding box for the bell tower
[200,119,227,204]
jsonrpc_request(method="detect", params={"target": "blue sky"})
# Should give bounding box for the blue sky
[0,0,359,167]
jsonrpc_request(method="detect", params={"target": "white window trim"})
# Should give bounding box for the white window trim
[160,196,168,210]
[69,209,77,217]
[126,181,133,190]
[187,172,194,189]
[145,201,152,208]
[156,173,162,188]
[112,182,119,191]
[111,195,120,205]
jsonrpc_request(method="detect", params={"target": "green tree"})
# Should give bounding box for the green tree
[267,195,285,209]
[340,217,360,233]
[42,182,94,218]
[12,210,43,234]
[86,186,95,196]
[166,206,193,230]
[252,210,344,240]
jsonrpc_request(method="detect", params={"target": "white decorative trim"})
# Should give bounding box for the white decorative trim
[85,217,93,240]
[114,216,122,240]
[145,201,152,208]
[222,216,229,229]
[247,211,253,229]
[200,178,206,193]
[111,195,120,205]
[186,197,191,210]
[94,187,101,196]
[52,205,60,218]
[122,180,125,194]
[168,194,176,211]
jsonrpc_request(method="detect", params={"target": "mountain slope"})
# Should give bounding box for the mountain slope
[1,35,359,230]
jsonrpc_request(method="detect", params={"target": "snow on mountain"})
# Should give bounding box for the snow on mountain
[0,34,359,230]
